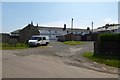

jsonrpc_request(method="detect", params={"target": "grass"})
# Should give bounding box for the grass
[2,46,28,50]
[82,52,120,68]
[0,43,50,50]
[63,41,84,45]
[0,43,29,50]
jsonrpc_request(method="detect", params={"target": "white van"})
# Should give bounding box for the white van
[28,35,49,46]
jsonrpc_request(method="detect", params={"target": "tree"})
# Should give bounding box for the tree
[87,27,90,31]
[105,24,109,30]
[63,24,66,31]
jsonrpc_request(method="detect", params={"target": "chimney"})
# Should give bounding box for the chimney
[31,21,33,26]
[63,24,66,31]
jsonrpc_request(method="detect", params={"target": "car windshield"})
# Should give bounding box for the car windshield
[31,37,41,40]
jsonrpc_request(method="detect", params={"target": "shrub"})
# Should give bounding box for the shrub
[94,33,120,56]
[99,33,120,42]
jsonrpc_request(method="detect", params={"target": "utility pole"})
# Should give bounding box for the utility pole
[71,18,73,41]
[92,22,93,33]
[71,18,73,34]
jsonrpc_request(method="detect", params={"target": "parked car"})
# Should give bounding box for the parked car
[28,35,49,47]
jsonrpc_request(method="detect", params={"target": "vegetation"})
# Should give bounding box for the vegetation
[99,33,120,42]
[0,43,29,50]
[82,52,120,68]
[95,33,120,56]
[63,41,84,45]
[87,27,90,31]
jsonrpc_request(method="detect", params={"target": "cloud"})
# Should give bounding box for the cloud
[103,18,117,24]
[104,18,112,24]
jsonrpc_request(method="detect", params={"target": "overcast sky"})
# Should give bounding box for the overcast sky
[1,1,119,33]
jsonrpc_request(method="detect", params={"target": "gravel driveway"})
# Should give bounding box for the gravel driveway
[11,41,93,57]
[2,41,118,75]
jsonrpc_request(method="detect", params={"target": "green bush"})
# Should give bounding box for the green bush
[99,33,120,42]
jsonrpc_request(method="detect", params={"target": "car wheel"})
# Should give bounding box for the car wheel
[36,43,40,47]
[45,42,49,46]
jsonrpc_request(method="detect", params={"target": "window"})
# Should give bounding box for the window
[43,37,46,40]
[32,37,41,41]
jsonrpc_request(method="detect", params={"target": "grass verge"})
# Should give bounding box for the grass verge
[2,47,28,50]
[0,43,29,50]
[82,52,120,68]
[63,41,84,45]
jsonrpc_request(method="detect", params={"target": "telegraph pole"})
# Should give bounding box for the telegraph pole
[71,18,73,34]
[92,22,93,33]
[71,18,73,41]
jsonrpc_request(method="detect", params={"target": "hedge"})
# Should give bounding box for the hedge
[94,33,120,56]
[99,33,120,42]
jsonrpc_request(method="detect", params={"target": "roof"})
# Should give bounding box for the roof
[37,26,87,32]
[11,25,88,34]
[94,24,120,32]
[11,29,21,34]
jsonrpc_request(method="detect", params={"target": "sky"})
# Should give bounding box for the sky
[1,1,119,33]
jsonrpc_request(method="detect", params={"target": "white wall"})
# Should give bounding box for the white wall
[117,27,120,33]
[39,30,67,40]
[39,29,88,40]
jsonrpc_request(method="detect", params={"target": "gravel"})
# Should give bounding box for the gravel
[2,41,118,75]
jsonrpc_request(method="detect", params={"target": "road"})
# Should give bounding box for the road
[2,41,118,78]
[2,52,118,78]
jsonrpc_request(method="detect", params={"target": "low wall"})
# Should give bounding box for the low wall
[65,34,82,41]
[57,33,100,42]
[0,33,10,43]
[0,33,19,43]
[94,41,120,56]
[58,34,82,42]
